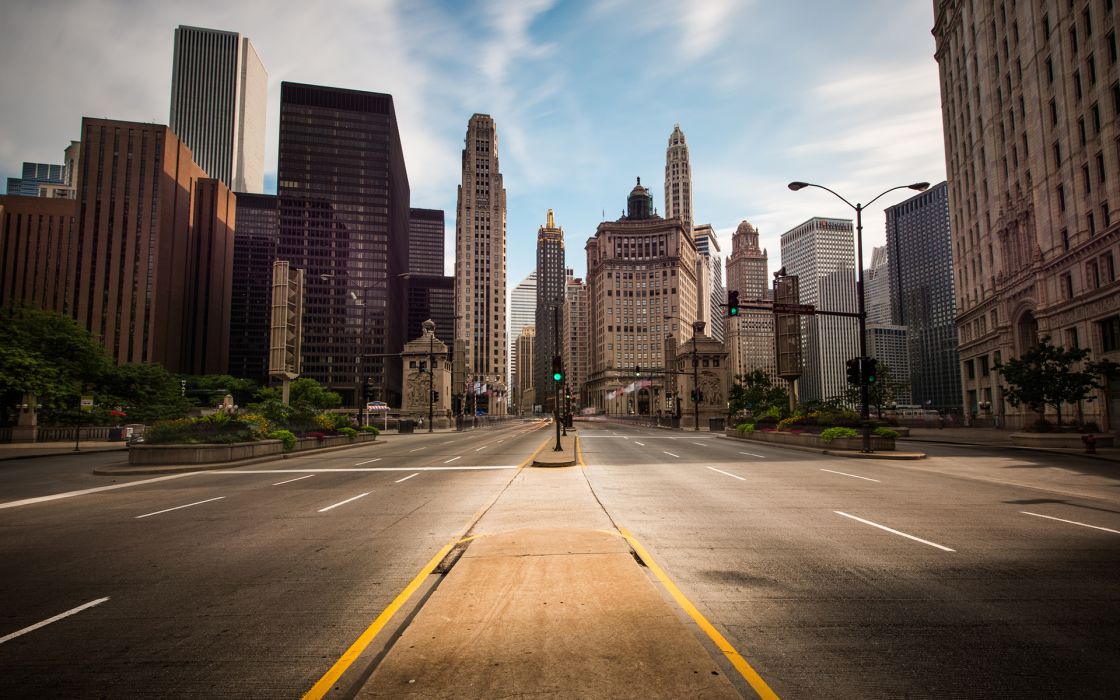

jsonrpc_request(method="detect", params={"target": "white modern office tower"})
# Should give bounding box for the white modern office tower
[169,25,266,193]
[780,217,859,402]
[664,124,693,231]
[455,114,508,413]
[726,220,776,382]
[509,271,537,391]
[693,224,725,343]
[867,324,912,406]
[865,246,893,325]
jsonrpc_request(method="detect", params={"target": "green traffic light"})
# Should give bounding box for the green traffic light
[553,372,562,381]
[729,306,739,316]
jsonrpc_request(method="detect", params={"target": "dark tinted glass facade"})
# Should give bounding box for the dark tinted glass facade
[402,273,455,349]
[886,181,962,410]
[228,192,278,383]
[277,82,410,406]
[408,208,444,275]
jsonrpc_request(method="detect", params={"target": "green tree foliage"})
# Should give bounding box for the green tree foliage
[182,374,260,408]
[100,363,194,424]
[728,370,789,417]
[247,378,342,430]
[838,362,909,417]
[996,337,1119,427]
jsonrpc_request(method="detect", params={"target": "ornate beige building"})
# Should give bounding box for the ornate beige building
[401,320,451,426]
[454,114,508,415]
[585,178,700,415]
[934,0,1119,430]
[564,278,590,409]
[515,326,536,415]
[725,220,777,382]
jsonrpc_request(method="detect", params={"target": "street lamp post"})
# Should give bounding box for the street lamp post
[691,320,705,432]
[788,180,929,452]
[428,325,435,433]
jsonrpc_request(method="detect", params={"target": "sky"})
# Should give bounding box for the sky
[0,0,947,292]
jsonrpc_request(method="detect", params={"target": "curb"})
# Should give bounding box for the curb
[900,437,1120,464]
[93,439,387,476]
[531,457,578,467]
[716,434,926,460]
[0,446,129,462]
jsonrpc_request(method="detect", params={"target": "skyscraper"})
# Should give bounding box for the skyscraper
[693,224,725,343]
[725,220,776,381]
[455,114,508,414]
[864,246,893,325]
[586,178,699,415]
[228,193,279,383]
[933,2,1118,428]
[408,208,445,275]
[534,209,566,408]
[509,272,537,391]
[277,82,410,407]
[664,124,693,231]
[564,277,590,409]
[885,181,961,413]
[170,25,267,193]
[515,326,536,414]
[780,217,859,402]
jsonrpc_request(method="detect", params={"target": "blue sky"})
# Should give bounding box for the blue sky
[0,0,946,289]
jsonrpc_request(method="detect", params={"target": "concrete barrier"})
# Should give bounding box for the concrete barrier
[1011,432,1114,449]
[129,440,284,465]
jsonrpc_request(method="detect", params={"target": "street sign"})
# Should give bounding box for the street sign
[80,396,94,412]
[772,303,815,315]
[367,402,389,412]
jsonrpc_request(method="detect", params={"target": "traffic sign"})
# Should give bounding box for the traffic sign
[772,303,815,315]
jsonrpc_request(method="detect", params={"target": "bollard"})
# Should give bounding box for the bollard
[1082,433,1096,454]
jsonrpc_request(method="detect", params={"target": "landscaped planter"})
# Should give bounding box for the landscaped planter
[725,429,896,451]
[1010,433,1114,449]
[290,433,379,452]
[129,432,380,465]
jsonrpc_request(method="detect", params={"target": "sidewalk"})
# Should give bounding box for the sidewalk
[902,426,1120,463]
[531,427,578,467]
[0,441,128,461]
[353,437,749,698]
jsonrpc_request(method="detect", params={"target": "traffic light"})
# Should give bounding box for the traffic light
[551,355,564,382]
[690,390,697,402]
[634,365,641,376]
[846,357,861,386]
[862,357,878,385]
[728,290,740,316]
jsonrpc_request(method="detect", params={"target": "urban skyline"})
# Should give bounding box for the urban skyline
[0,1,946,288]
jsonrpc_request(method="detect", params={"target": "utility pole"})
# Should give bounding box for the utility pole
[691,320,705,432]
[428,322,435,433]
[553,303,563,449]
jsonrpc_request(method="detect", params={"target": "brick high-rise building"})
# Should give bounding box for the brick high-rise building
[586,178,699,415]
[564,277,590,409]
[2,118,235,374]
[933,1,1119,429]
[228,193,279,383]
[277,83,410,407]
[725,220,776,381]
[454,114,508,414]
[170,25,267,193]
[515,326,536,414]
[534,209,566,408]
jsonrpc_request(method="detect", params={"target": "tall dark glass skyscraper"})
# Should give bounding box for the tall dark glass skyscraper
[533,209,565,408]
[408,208,444,275]
[886,181,961,411]
[277,82,410,407]
[228,193,278,383]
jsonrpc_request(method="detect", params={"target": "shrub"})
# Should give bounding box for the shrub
[238,412,271,439]
[755,413,780,426]
[736,422,755,433]
[338,426,358,438]
[820,427,859,442]
[143,414,256,444]
[267,429,297,451]
[359,425,380,435]
[873,427,899,439]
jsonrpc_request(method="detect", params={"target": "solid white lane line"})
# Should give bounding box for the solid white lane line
[136,496,225,519]
[692,441,707,447]
[1021,511,1120,535]
[834,511,955,552]
[0,473,193,511]
[707,466,746,481]
[474,445,489,451]
[355,458,382,465]
[663,452,681,458]
[444,456,462,463]
[634,441,646,446]
[408,447,426,453]
[319,492,371,513]
[223,466,518,473]
[395,473,420,483]
[273,474,315,486]
[0,597,110,646]
[739,451,766,458]
[821,468,881,483]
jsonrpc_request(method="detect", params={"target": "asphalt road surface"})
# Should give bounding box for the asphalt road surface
[2,419,1118,698]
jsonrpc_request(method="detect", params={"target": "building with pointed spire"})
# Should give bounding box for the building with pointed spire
[454,114,508,415]
[664,124,693,232]
[725,220,776,381]
[534,209,566,410]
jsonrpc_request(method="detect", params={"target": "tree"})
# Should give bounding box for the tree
[838,362,909,417]
[996,337,1118,427]
[100,363,195,424]
[728,370,789,417]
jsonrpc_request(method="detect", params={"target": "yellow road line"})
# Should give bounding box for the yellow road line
[576,436,584,467]
[619,528,780,700]
[302,539,458,699]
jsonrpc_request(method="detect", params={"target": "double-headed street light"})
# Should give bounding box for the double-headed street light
[788,180,929,452]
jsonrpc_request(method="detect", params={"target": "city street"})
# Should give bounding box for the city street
[1,420,1118,698]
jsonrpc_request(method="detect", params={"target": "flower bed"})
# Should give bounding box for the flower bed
[725,428,896,451]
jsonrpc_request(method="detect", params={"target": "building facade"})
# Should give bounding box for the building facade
[534,209,566,408]
[277,82,410,408]
[564,277,590,409]
[725,220,777,382]
[664,124,693,231]
[454,114,508,415]
[865,246,893,325]
[509,271,537,393]
[780,217,859,402]
[515,326,536,414]
[933,1,1119,429]
[0,196,78,313]
[585,178,699,415]
[408,207,445,275]
[885,181,962,413]
[867,324,913,406]
[694,224,726,343]
[169,25,267,194]
[228,193,278,383]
